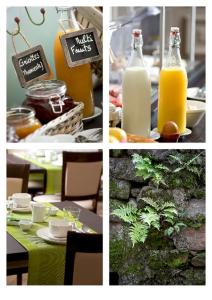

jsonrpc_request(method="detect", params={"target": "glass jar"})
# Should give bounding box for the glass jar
[7,107,42,139]
[23,80,75,124]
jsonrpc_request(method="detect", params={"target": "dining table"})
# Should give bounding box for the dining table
[7,151,63,194]
[7,201,103,285]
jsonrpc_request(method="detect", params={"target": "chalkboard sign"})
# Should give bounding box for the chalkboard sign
[60,28,102,67]
[12,45,50,87]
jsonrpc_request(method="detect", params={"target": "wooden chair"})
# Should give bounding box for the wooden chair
[7,163,30,284]
[64,231,103,285]
[7,163,30,198]
[61,151,102,212]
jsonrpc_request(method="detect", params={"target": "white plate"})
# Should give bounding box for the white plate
[12,201,34,213]
[36,227,67,245]
[82,106,102,123]
[187,87,206,101]
[36,227,83,245]
[22,134,75,143]
[152,127,192,137]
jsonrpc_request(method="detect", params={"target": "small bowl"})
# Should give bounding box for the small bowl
[48,206,59,216]
[49,220,72,238]
[187,100,205,128]
[19,220,32,231]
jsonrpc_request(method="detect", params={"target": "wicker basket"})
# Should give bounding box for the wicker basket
[24,102,84,138]
[75,7,103,80]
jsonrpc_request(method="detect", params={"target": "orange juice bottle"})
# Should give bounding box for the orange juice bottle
[158,27,187,134]
[54,7,94,117]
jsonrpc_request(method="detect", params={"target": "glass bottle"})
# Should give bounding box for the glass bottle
[157,27,188,134]
[122,29,151,137]
[54,7,94,118]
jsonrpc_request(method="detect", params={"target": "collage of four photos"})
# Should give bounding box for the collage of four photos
[6,4,206,287]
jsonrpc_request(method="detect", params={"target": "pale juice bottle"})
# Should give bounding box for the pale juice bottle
[122,29,151,137]
[158,27,187,134]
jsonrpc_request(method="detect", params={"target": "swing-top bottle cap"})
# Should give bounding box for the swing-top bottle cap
[170,27,180,35]
[132,29,142,38]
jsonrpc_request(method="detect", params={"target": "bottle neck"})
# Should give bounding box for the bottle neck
[58,8,79,32]
[165,30,182,68]
[128,36,145,67]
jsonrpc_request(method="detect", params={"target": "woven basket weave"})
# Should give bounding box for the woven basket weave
[25,102,84,138]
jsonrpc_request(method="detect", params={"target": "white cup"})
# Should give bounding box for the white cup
[49,220,72,238]
[32,203,48,223]
[9,193,31,208]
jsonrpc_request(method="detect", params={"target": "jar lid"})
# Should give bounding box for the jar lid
[7,107,35,124]
[25,80,67,98]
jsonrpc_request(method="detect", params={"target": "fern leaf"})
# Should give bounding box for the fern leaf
[112,204,138,224]
[140,197,159,210]
[164,227,174,236]
[161,202,176,209]
[129,223,149,246]
[165,218,175,225]
[162,212,175,219]
[151,221,160,230]
[140,211,160,227]
[163,207,178,216]
[157,164,170,171]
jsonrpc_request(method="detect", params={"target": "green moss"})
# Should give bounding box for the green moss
[148,250,189,269]
[184,214,205,229]
[166,169,198,190]
[180,268,205,285]
[110,238,128,272]
[145,230,174,250]
[110,198,125,211]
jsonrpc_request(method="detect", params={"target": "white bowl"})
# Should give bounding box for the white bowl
[187,100,205,128]
[49,220,72,238]
[48,206,59,216]
[19,220,32,231]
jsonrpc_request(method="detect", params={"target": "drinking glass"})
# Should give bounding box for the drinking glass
[63,207,81,229]
[7,200,14,217]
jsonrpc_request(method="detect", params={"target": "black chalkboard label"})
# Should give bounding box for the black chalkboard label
[60,28,102,67]
[12,45,50,87]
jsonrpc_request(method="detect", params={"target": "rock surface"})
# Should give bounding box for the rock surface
[173,225,205,251]
[110,177,130,200]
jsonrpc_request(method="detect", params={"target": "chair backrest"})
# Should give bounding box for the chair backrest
[7,178,23,198]
[7,163,30,197]
[64,231,103,285]
[61,151,102,203]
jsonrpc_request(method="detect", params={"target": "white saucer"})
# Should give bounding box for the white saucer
[36,227,67,245]
[12,201,34,213]
[82,106,102,123]
[152,128,192,137]
[36,226,82,245]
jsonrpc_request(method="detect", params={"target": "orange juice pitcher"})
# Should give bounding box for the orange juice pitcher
[157,27,187,134]
[54,7,94,117]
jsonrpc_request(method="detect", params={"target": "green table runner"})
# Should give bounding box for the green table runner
[14,153,62,194]
[7,204,93,285]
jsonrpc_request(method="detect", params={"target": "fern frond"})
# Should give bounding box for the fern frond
[140,211,160,227]
[163,207,178,216]
[112,204,138,224]
[129,223,149,246]
[140,197,159,210]
[160,202,176,209]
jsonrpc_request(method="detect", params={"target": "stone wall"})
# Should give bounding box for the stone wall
[110,150,205,285]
